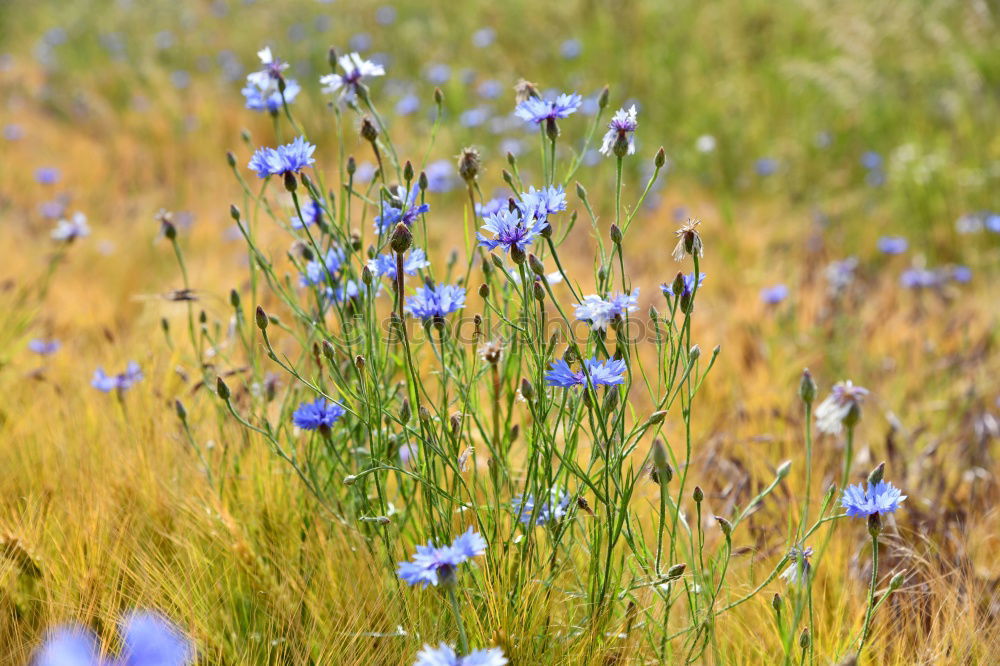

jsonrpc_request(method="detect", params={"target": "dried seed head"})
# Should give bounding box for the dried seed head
[514,78,540,103]
[458,146,481,183]
[360,117,379,143]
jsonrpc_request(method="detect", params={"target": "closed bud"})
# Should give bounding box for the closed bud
[799,628,810,649]
[510,244,526,265]
[255,305,268,330]
[419,406,431,422]
[575,181,587,201]
[216,376,231,401]
[715,516,733,537]
[490,253,504,269]
[776,459,792,479]
[174,399,187,422]
[528,253,546,277]
[509,423,520,443]
[476,284,489,301]
[346,156,357,175]
[655,147,666,168]
[433,87,444,106]
[598,85,610,109]
[772,593,782,613]
[506,151,517,169]
[226,151,237,168]
[689,345,701,361]
[888,571,904,591]
[665,562,686,580]
[610,224,622,245]
[647,410,667,426]
[799,368,817,405]
[671,272,685,297]
[501,169,515,189]
[230,204,240,221]
[868,461,885,486]
[343,474,357,486]
[360,117,379,143]
[322,340,335,361]
[648,306,659,321]
[362,265,374,286]
[400,399,411,424]
[533,281,545,302]
[450,412,463,436]
[652,439,671,482]
[229,289,240,309]
[693,486,704,502]
[520,377,535,401]
[391,222,413,254]
[418,170,428,191]
[355,355,365,371]
[458,147,480,183]
[403,160,414,182]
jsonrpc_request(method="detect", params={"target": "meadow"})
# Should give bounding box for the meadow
[1,1,999,664]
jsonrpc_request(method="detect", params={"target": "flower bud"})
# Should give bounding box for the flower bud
[344,474,357,486]
[418,171,429,191]
[689,345,701,361]
[799,368,817,405]
[598,85,610,110]
[174,399,187,422]
[360,117,378,143]
[419,406,431,423]
[501,169,515,189]
[528,253,546,277]
[458,147,480,183]
[226,151,237,168]
[671,272,685,297]
[400,398,411,425]
[520,377,535,401]
[575,181,587,201]
[490,253,504,269]
[361,265,374,286]
[655,147,666,168]
[478,283,490,299]
[647,410,667,427]
[230,204,240,221]
[346,156,357,175]
[355,355,366,371]
[888,572,904,591]
[776,460,792,479]
[403,160,414,182]
[533,282,545,302]
[506,151,517,169]
[255,305,268,331]
[216,377,231,401]
[610,224,622,245]
[322,340,335,361]
[434,87,444,106]
[867,461,885,486]
[229,289,241,309]
[665,562,686,580]
[693,486,704,502]
[391,222,413,254]
[772,593,782,613]
[799,628,810,649]
[716,516,733,537]
[327,47,338,70]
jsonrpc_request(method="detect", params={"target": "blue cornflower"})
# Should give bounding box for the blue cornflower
[861,151,883,170]
[291,199,323,229]
[475,198,507,218]
[877,236,908,255]
[243,78,300,112]
[513,488,571,526]
[825,257,858,294]
[248,136,316,178]
[900,267,940,290]
[599,105,638,157]
[29,338,60,355]
[560,38,582,59]
[34,610,192,666]
[520,185,567,220]
[424,160,455,192]
[841,481,907,517]
[397,527,487,588]
[51,212,90,242]
[472,27,496,48]
[367,248,430,280]
[405,284,466,320]
[514,93,582,125]
[986,213,1000,233]
[292,397,345,431]
[477,79,503,100]
[573,290,639,331]
[92,361,143,393]
[760,284,789,305]
[414,643,507,666]
[245,47,288,97]
[35,167,60,185]
[545,358,627,388]
[950,265,972,284]
[300,247,346,287]
[661,272,706,299]
[460,107,491,128]
[754,157,779,177]
[396,93,420,116]
[477,207,547,254]
[375,186,430,233]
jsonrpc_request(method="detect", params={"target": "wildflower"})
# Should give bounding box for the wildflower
[814,380,868,435]
[475,198,506,218]
[841,481,907,517]
[320,52,385,98]
[662,273,705,299]
[28,338,60,355]
[824,257,858,295]
[695,134,717,153]
[248,136,316,178]
[861,151,883,170]
[92,361,143,393]
[300,247,346,287]
[34,610,192,666]
[479,340,503,365]
[877,236,908,255]
[477,207,547,255]
[367,248,430,280]
[899,267,940,289]
[755,157,779,177]
[243,78,300,112]
[397,527,487,587]
[292,397,345,431]
[599,105,638,157]
[375,186,430,233]
[245,47,288,97]
[514,93,582,125]
[395,93,420,116]
[520,185,567,220]
[545,358,627,388]
[672,219,704,261]
[413,643,507,666]
[574,290,639,331]
[35,167,60,185]
[424,160,455,193]
[472,27,496,49]
[560,38,582,59]
[950,265,972,283]
[780,546,813,586]
[291,199,323,229]
[760,284,789,305]
[51,212,90,242]
[405,284,466,320]
[513,488,571,526]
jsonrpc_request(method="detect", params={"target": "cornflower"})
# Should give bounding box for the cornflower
[599,105,638,157]
[545,358,627,388]
[397,528,487,587]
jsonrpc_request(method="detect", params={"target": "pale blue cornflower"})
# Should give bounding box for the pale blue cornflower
[405,284,465,320]
[520,185,567,220]
[841,481,907,517]
[815,380,868,435]
[545,358,627,388]
[413,643,507,666]
[34,610,192,666]
[395,93,420,116]
[560,38,582,59]
[375,186,429,233]
[825,257,858,295]
[513,488,571,526]
[514,93,582,125]
[243,78,300,112]
[35,166,60,185]
[574,290,639,331]
[245,47,288,97]
[760,284,789,305]
[877,236,908,255]
[424,160,455,192]
[292,397,345,431]
[29,338,61,355]
[780,546,813,586]
[51,212,90,242]
[475,198,506,218]
[599,105,638,157]
[248,136,316,178]
[300,247,346,287]
[320,52,385,97]
[367,248,430,280]
[950,265,972,284]
[397,527,487,588]
[92,361,143,393]
[899,267,940,290]
[291,199,323,229]
[661,273,706,300]
[477,207,547,254]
